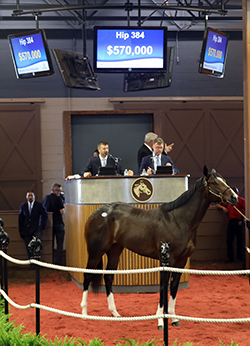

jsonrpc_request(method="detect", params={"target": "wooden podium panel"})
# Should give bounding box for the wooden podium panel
[65,175,190,289]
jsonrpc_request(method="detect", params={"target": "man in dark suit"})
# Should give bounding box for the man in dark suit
[139,137,179,175]
[137,132,175,171]
[83,141,133,177]
[19,191,48,259]
[43,183,65,265]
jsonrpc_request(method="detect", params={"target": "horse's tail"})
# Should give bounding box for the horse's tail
[91,258,103,292]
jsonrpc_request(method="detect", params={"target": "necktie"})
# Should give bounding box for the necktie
[29,203,32,215]
[156,155,160,166]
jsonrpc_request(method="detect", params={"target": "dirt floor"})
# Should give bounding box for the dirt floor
[4,261,250,346]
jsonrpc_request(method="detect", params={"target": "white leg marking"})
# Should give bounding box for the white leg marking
[107,292,121,317]
[81,290,88,315]
[169,296,179,324]
[156,303,163,329]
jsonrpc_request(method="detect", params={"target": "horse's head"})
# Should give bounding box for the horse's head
[203,166,238,205]
[139,181,151,195]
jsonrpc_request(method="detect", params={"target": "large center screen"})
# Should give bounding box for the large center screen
[94,26,167,73]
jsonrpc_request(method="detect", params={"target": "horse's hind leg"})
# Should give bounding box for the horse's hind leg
[81,256,103,316]
[104,243,124,317]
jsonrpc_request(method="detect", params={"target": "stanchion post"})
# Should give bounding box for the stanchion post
[35,263,40,335]
[161,242,170,346]
[0,219,10,318]
[28,237,43,336]
[246,221,250,285]
[0,219,3,294]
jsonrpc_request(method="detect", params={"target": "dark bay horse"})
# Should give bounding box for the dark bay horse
[81,167,238,328]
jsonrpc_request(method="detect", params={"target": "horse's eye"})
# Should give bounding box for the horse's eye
[212,181,218,185]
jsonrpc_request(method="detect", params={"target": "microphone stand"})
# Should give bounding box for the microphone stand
[150,154,159,174]
[107,152,121,175]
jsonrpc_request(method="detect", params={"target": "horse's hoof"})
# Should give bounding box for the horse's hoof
[157,325,163,331]
[172,321,181,327]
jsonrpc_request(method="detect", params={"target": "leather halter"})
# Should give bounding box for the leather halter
[204,179,231,202]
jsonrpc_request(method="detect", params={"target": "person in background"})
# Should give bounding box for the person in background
[137,132,174,171]
[19,191,48,261]
[216,186,245,263]
[139,137,179,175]
[93,149,99,157]
[83,140,133,177]
[43,183,65,265]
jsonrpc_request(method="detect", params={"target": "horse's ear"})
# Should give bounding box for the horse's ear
[211,168,216,174]
[203,165,208,177]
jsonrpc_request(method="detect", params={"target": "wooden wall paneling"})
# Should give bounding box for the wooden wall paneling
[0,104,42,210]
[191,208,228,262]
[160,103,207,180]
[114,101,244,191]
[242,0,250,269]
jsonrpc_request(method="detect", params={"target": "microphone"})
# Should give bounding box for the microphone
[151,152,159,161]
[107,152,121,162]
[150,152,159,174]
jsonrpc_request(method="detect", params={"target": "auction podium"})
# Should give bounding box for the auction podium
[64,175,190,291]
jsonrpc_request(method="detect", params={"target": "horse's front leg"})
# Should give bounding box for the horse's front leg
[156,271,170,330]
[169,272,182,326]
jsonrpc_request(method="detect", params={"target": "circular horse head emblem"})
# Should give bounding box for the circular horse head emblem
[131,178,154,203]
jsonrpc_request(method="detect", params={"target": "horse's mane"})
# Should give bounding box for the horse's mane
[160,176,205,212]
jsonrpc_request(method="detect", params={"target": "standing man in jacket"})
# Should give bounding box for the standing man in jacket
[43,183,65,265]
[137,132,175,172]
[19,191,48,259]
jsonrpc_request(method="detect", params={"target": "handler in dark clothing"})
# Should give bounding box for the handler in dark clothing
[43,183,65,265]
[216,187,245,263]
[19,191,48,259]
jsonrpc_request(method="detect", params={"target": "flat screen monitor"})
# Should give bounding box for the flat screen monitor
[98,166,117,176]
[198,27,229,78]
[52,49,100,90]
[8,29,54,79]
[93,26,167,73]
[155,166,173,175]
[123,46,175,92]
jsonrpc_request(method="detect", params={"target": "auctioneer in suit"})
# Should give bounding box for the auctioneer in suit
[139,154,179,175]
[82,155,124,176]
